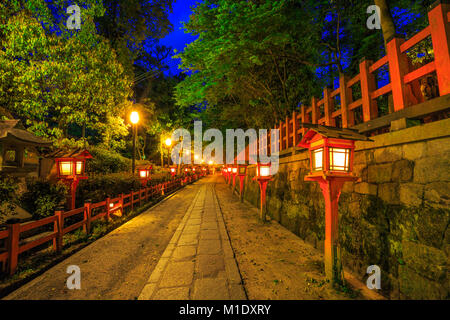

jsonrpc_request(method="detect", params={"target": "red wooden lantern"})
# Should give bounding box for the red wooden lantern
[170,166,177,179]
[54,149,93,210]
[137,165,152,187]
[237,164,248,202]
[298,124,372,284]
[231,165,238,189]
[253,162,273,221]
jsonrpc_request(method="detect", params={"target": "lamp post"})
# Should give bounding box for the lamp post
[130,111,139,174]
[137,165,152,187]
[237,164,248,202]
[298,124,372,285]
[227,166,232,185]
[55,150,93,210]
[253,162,272,222]
[165,137,172,167]
[170,166,177,179]
[231,165,238,190]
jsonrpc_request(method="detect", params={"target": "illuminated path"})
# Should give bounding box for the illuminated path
[138,176,246,300]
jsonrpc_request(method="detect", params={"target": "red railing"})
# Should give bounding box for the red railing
[263,2,450,155]
[0,175,199,276]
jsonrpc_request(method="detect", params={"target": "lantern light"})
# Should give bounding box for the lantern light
[256,163,271,178]
[130,111,139,124]
[59,161,73,176]
[208,160,213,165]
[227,167,232,172]
[232,167,238,174]
[165,138,172,147]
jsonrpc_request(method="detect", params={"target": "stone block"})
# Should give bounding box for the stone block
[403,142,426,160]
[378,183,399,204]
[354,182,377,195]
[153,287,189,300]
[196,254,225,278]
[424,182,450,206]
[368,163,393,183]
[392,160,414,182]
[192,278,229,300]
[172,246,196,262]
[402,240,447,281]
[399,183,423,207]
[414,155,450,184]
[374,146,403,163]
[159,261,194,288]
[398,265,447,299]
[426,137,450,157]
[198,239,222,255]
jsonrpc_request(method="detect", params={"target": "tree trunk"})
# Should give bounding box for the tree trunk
[375,0,396,113]
[374,0,396,48]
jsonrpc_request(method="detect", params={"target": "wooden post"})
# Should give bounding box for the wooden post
[324,87,335,126]
[285,116,290,148]
[55,210,64,254]
[105,197,111,221]
[84,200,92,235]
[292,111,298,147]
[339,75,353,128]
[8,223,20,276]
[386,36,410,111]
[131,191,134,212]
[311,96,319,124]
[428,2,450,96]
[359,58,378,121]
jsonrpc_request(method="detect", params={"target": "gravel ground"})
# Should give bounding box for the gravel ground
[3,182,200,300]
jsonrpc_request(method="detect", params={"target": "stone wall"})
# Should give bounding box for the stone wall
[239,118,449,299]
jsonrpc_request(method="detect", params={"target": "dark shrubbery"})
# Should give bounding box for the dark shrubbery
[20,179,67,220]
[75,172,172,206]
[0,174,19,220]
[86,147,131,174]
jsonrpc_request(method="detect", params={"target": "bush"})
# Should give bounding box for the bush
[76,172,172,206]
[86,147,131,174]
[0,174,19,219]
[20,179,67,220]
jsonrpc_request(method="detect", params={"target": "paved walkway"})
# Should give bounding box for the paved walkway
[138,179,246,300]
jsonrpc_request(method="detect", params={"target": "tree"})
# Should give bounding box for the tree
[0,3,132,147]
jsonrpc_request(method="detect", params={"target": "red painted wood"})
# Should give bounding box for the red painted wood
[8,224,20,275]
[429,3,450,96]
[359,59,378,121]
[387,37,410,111]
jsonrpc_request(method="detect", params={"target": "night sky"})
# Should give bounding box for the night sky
[160,0,199,75]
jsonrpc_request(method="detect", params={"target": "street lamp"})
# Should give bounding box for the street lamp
[164,137,172,166]
[253,162,272,222]
[297,124,372,285]
[130,111,139,174]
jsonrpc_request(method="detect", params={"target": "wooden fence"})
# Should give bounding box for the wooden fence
[261,2,450,155]
[0,174,201,276]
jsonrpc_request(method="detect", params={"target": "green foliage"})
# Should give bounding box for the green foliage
[20,179,67,220]
[76,172,172,205]
[0,174,19,218]
[86,147,132,174]
[175,0,435,130]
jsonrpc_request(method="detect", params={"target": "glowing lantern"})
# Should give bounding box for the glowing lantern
[54,149,92,210]
[298,124,372,284]
[137,165,152,187]
[253,162,272,221]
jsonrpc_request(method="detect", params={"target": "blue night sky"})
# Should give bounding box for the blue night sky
[159,0,199,75]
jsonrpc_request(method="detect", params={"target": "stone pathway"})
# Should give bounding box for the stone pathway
[138,179,246,300]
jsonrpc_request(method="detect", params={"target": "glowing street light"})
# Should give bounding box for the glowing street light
[253,162,272,221]
[165,138,172,147]
[130,111,139,174]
